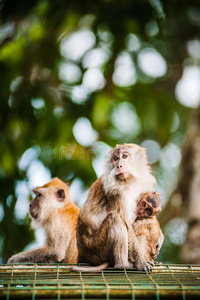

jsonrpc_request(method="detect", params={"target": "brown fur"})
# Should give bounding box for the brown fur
[133,217,161,262]
[71,144,156,272]
[133,192,164,263]
[7,177,79,264]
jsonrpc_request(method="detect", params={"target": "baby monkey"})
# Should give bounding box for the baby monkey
[132,191,164,264]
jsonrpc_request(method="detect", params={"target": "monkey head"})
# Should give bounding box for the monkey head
[136,192,161,219]
[29,177,71,226]
[104,143,154,182]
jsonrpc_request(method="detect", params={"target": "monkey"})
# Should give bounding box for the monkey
[7,177,79,264]
[71,143,158,273]
[72,190,164,272]
[132,191,164,264]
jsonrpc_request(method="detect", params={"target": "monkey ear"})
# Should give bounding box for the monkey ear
[56,189,65,201]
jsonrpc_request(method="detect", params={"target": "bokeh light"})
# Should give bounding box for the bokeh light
[141,140,161,164]
[60,30,96,61]
[73,117,98,146]
[175,65,200,108]
[138,48,167,78]
[113,52,136,87]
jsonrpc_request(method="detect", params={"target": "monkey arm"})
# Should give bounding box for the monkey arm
[7,247,57,264]
[78,179,108,232]
[154,229,164,260]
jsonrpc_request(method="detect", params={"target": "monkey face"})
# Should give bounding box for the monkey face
[105,144,151,181]
[29,178,71,224]
[136,192,161,219]
[111,149,132,180]
[29,193,41,219]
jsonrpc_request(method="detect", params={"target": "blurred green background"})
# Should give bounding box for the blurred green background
[0,0,200,264]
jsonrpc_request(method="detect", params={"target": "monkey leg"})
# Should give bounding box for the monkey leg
[7,247,55,264]
[128,228,154,272]
[78,212,133,269]
[107,212,133,268]
[136,235,153,263]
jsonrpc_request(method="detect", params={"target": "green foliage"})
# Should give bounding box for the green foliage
[0,0,199,263]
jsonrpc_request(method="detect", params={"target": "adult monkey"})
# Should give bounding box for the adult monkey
[8,178,79,264]
[71,143,157,272]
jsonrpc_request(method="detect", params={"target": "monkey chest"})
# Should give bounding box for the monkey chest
[133,219,160,241]
[120,193,138,222]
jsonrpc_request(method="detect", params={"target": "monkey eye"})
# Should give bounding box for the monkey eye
[142,202,146,207]
[113,155,119,161]
[122,153,128,159]
[57,189,65,201]
[35,192,42,197]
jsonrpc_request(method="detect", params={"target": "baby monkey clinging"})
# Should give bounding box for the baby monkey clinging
[133,191,164,265]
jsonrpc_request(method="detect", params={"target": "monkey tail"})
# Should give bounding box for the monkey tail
[70,262,110,272]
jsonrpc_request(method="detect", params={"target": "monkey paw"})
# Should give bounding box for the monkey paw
[135,258,154,272]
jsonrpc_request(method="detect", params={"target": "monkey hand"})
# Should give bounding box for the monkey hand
[135,257,154,272]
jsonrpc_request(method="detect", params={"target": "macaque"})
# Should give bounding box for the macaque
[133,191,164,264]
[7,178,79,264]
[71,143,157,272]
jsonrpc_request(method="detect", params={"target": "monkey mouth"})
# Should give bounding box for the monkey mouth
[115,172,129,181]
[29,209,38,219]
